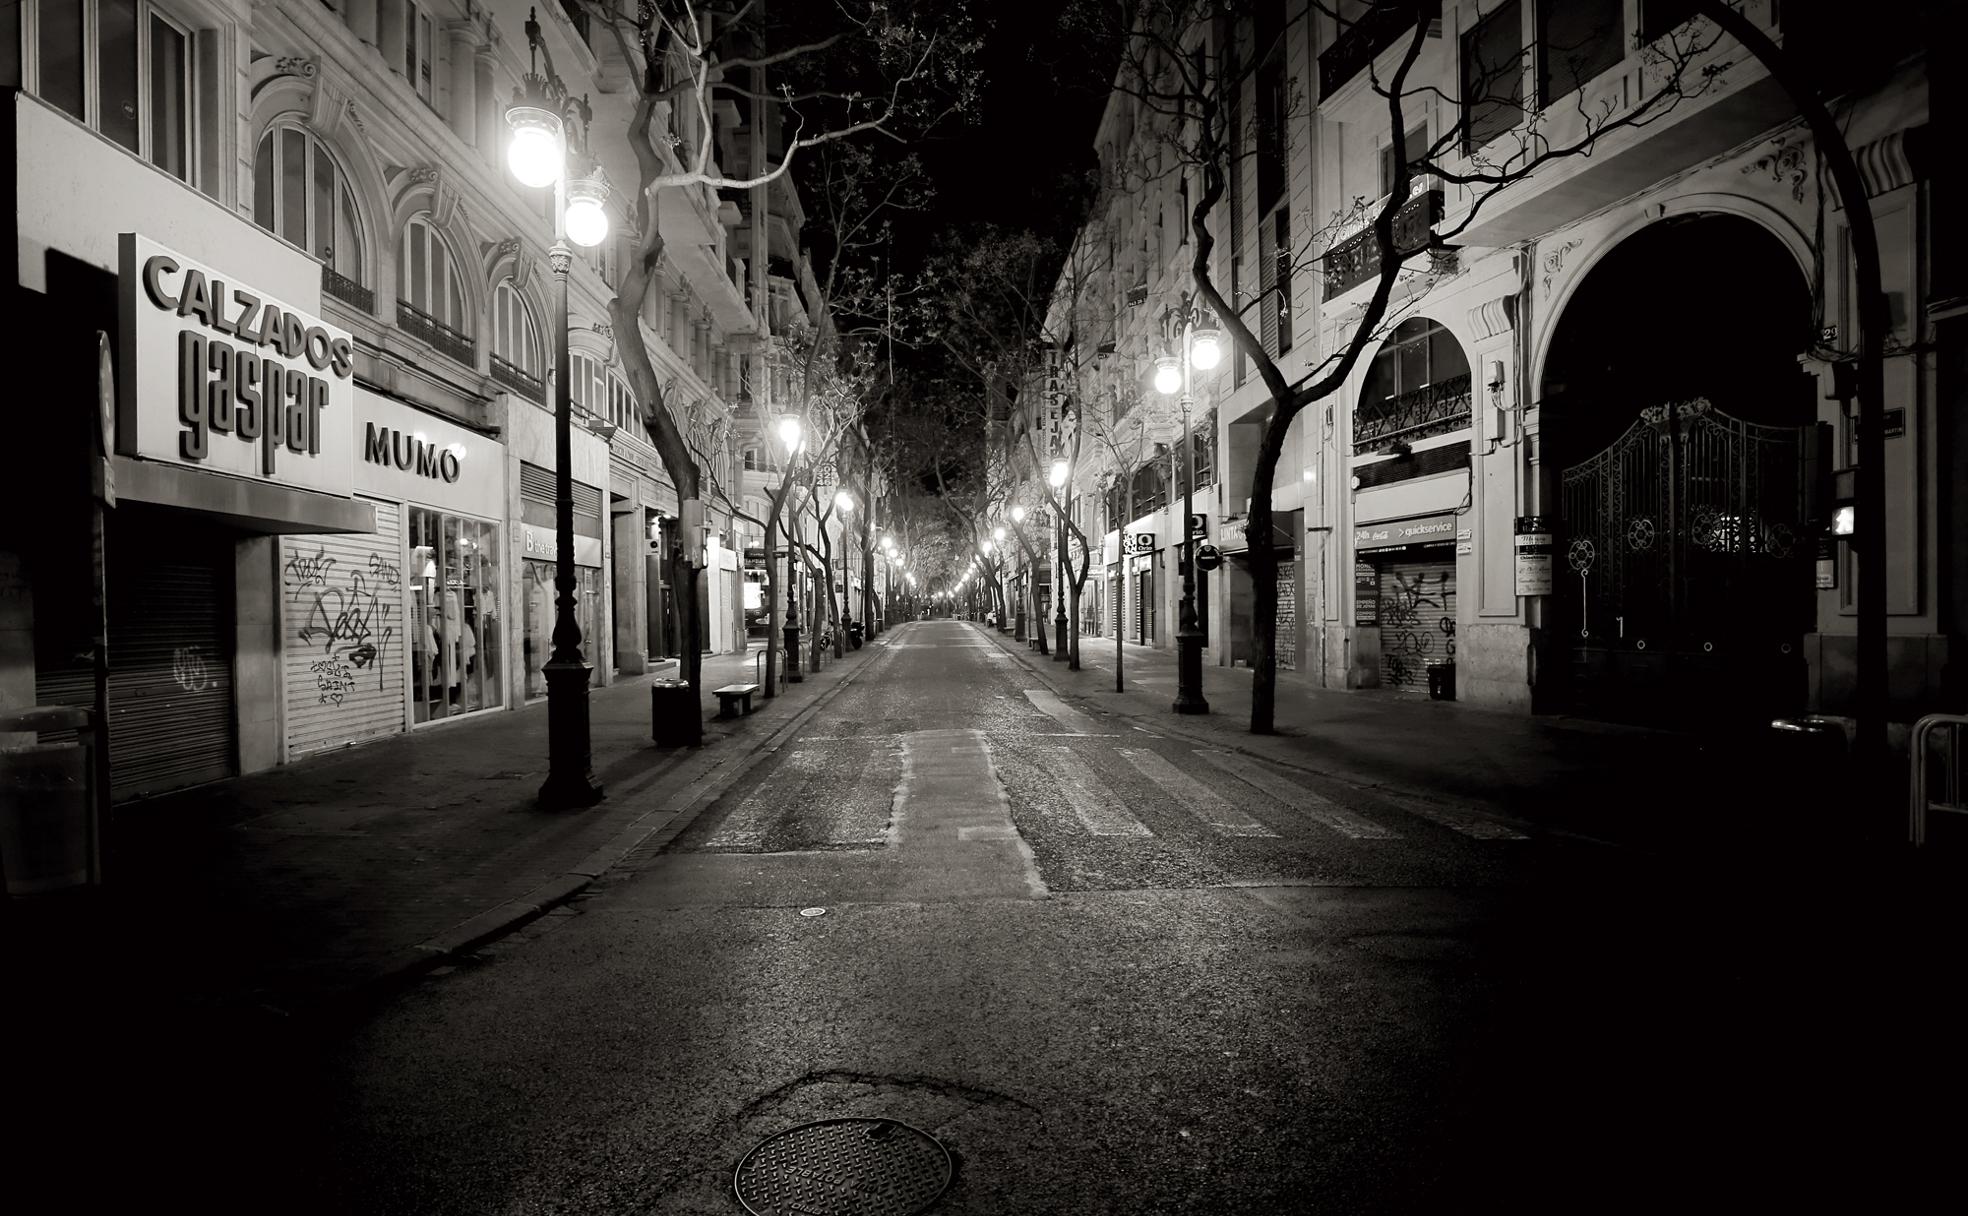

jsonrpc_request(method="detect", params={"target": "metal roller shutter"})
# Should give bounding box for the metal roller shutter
[1375,554,1455,692]
[108,530,236,800]
[283,501,405,757]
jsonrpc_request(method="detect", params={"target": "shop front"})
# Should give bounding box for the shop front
[519,515,604,701]
[280,390,508,755]
[1352,513,1459,694]
[16,215,371,800]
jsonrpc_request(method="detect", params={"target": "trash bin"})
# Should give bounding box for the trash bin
[1767,716,1850,819]
[1426,661,1457,701]
[650,678,701,748]
[0,741,91,896]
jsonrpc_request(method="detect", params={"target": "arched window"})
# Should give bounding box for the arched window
[254,124,366,288]
[489,280,543,400]
[1357,317,1471,452]
[399,216,468,329]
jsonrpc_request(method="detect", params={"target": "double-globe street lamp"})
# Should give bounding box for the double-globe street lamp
[1152,294,1223,716]
[507,15,612,808]
[1009,504,1030,643]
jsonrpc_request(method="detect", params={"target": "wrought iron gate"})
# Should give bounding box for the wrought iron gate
[1558,398,1813,723]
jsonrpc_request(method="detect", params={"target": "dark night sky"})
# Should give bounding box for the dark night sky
[894,2,1117,268]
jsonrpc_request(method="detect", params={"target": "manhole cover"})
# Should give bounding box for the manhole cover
[733,1117,951,1216]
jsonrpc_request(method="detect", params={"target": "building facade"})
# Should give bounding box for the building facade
[1052,0,1947,732]
[2,0,789,798]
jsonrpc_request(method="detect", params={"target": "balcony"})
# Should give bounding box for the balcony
[1320,0,1440,100]
[490,354,545,404]
[396,301,475,366]
[321,264,374,314]
[1321,188,1442,301]
[1354,373,1471,453]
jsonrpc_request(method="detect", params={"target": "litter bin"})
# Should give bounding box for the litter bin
[1426,661,1457,701]
[1767,716,1850,820]
[650,678,701,748]
[0,741,91,896]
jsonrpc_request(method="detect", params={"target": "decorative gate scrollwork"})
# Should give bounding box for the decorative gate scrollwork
[1559,398,1813,719]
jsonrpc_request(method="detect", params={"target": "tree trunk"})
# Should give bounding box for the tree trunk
[1248,422,1291,735]
[763,516,782,696]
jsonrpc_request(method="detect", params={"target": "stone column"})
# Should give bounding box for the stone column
[670,291,691,359]
[445,22,479,147]
[476,50,498,166]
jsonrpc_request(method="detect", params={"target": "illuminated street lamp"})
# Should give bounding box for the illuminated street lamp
[1049,458,1070,662]
[1154,291,1222,715]
[508,9,613,809]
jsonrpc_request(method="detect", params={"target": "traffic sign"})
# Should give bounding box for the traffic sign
[1195,543,1222,572]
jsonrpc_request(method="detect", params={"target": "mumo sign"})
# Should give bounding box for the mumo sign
[118,233,355,496]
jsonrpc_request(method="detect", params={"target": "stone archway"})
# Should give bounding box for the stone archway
[1539,212,1819,725]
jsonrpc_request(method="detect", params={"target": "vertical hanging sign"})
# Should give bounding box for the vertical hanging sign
[1513,515,1554,596]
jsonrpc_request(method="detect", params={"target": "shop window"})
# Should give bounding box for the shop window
[10,0,192,181]
[399,215,470,333]
[1461,0,1524,152]
[255,124,366,281]
[409,509,503,723]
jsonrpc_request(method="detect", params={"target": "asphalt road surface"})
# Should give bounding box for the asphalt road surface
[109,622,1946,1213]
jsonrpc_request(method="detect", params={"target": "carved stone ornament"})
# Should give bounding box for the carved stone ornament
[343,98,367,133]
[548,246,573,276]
[1742,136,1809,205]
[275,56,318,79]
[407,166,440,185]
[494,236,522,261]
[592,323,614,340]
[1468,293,1517,340]
[1541,239,1582,298]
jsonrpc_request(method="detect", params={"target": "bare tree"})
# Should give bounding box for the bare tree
[561,0,975,697]
[1098,0,1741,732]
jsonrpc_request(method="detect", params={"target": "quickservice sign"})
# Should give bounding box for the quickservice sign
[117,233,355,497]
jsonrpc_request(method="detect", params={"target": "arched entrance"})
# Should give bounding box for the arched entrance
[1540,213,1820,726]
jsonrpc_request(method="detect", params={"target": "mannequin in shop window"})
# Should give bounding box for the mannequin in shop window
[443,588,477,707]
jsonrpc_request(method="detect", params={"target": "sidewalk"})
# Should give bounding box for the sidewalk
[3,630,889,1023]
[979,623,1949,861]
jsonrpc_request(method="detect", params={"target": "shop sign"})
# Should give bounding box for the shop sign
[1354,513,1457,551]
[521,523,603,568]
[354,390,504,520]
[117,233,354,497]
[1188,513,1208,539]
[1122,532,1156,556]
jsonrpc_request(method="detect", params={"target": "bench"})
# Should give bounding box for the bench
[712,682,761,719]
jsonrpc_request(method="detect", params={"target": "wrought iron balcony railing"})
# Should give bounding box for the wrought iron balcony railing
[321,264,374,314]
[1355,373,1472,453]
[1321,188,1442,300]
[1319,0,1440,100]
[396,300,475,366]
[490,354,545,403]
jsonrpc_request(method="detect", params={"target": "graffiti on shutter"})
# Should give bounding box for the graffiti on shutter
[284,500,406,755]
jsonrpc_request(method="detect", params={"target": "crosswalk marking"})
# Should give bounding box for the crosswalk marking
[1047,747,1153,836]
[1378,795,1530,840]
[1118,749,1280,838]
[705,749,825,849]
[1196,751,1398,839]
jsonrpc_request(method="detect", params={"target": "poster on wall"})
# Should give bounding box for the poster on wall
[1353,562,1378,626]
[1513,515,1554,596]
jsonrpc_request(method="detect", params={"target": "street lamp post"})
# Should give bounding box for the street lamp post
[508,14,612,808]
[1153,294,1222,716]
[1050,459,1070,663]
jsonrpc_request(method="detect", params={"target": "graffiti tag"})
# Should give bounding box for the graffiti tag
[284,545,336,591]
[172,645,213,692]
[310,657,353,706]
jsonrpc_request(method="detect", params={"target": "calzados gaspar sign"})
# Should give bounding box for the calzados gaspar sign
[117,233,355,497]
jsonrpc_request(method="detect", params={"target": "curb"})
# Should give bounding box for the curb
[320,630,900,1022]
[967,622,1560,841]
